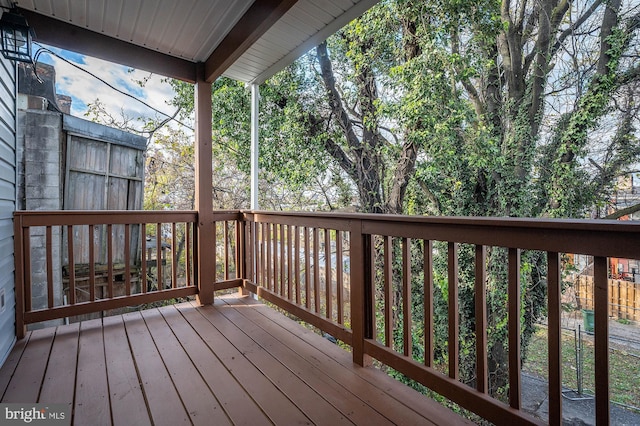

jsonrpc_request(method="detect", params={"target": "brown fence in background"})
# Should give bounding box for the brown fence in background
[576,275,640,321]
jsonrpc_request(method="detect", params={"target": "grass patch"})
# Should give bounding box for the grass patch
[523,325,640,409]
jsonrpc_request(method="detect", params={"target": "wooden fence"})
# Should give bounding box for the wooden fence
[576,275,640,321]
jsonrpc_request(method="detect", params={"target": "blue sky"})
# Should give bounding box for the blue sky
[33,43,180,132]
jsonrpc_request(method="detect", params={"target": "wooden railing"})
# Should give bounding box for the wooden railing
[242,212,354,345]
[13,210,241,334]
[241,211,640,426]
[14,209,640,425]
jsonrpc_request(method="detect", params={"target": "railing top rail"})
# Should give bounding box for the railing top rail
[14,210,199,227]
[18,208,640,233]
[244,210,640,258]
[244,209,640,232]
[14,209,640,257]
[13,210,241,230]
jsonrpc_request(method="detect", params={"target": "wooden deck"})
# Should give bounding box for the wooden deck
[0,295,470,426]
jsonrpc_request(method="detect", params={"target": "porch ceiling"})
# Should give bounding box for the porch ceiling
[13,0,379,84]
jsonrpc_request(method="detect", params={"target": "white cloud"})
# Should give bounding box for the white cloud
[35,44,182,133]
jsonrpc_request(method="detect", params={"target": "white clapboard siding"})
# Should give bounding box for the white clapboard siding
[0,54,17,366]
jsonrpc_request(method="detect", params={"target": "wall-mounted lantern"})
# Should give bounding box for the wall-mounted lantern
[0,7,34,63]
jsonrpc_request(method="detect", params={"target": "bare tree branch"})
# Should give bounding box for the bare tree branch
[605,202,640,219]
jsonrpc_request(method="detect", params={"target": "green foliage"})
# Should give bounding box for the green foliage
[163,0,640,407]
[168,72,343,209]
[316,0,639,399]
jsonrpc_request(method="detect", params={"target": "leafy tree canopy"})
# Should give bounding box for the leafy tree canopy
[165,0,640,398]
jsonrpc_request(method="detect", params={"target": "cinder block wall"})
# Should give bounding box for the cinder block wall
[17,108,63,318]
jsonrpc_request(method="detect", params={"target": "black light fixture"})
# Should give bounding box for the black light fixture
[0,5,34,63]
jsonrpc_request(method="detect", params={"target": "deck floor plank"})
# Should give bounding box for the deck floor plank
[232,296,475,426]
[215,300,395,425]
[176,302,313,425]
[158,305,272,426]
[122,311,191,426]
[140,308,232,426]
[75,319,110,426]
[0,296,470,426]
[195,303,354,425]
[3,327,55,403]
[222,297,443,426]
[0,332,31,399]
[39,322,79,412]
[102,315,151,426]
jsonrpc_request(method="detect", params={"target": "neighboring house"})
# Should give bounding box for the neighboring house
[0,48,17,365]
[610,172,640,220]
[16,63,146,322]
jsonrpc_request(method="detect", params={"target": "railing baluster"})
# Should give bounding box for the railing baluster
[273,223,281,293]
[24,226,32,312]
[266,223,272,291]
[125,224,131,295]
[171,222,177,289]
[304,226,311,309]
[254,221,258,283]
[156,224,162,291]
[272,224,279,293]
[475,244,487,393]
[89,224,95,302]
[224,221,230,280]
[46,226,54,309]
[448,242,459,379]
[313,227,320,314]
[186,222,192,287]
[287,225,293,300]
[508,248,522,409]
[107,224,114,298]
[261,222,266,288]
[236,219,242,280]
[383,235,393,348]
[367,234,376,345]
[547,251,562,425]
[253,222,262,285]
[279,224,286,297]
[424,239,433,367]
[402,237,411,358]
[212,221,217,283]
[67,225,76,304]
[594,255,610,425]
[294,225,301,304]
[141,224,147,293]
[336,231,343,325]
[325,229,332,320]
[241,220,249,283]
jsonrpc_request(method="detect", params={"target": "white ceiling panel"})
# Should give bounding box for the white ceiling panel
[13,0,379,83]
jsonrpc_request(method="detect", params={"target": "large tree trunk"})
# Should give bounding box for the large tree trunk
[316,11,423,214]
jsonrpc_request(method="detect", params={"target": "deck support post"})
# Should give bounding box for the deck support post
[250,84,259,211]
[13,213,26,339]
[195,66,215,305]
[351,221,373,367]
[243,84,260,298]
